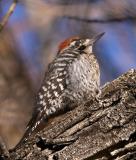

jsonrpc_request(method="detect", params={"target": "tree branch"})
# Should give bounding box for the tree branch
[1,69,136,160]
[63,16,136,23]
[0,0,18,32]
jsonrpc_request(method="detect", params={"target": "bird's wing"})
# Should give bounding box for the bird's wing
[15,51,77,149]
[36,63,69,112]
[15,66,69,149]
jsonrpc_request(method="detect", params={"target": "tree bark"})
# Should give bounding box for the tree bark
[1,69,136,160]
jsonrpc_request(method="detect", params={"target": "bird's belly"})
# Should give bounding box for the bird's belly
[69,74,99,102]
[67,56,100,102]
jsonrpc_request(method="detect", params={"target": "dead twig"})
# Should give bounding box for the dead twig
[0,0,18,32]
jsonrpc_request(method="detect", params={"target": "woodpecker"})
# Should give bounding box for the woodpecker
[15,33,104,148]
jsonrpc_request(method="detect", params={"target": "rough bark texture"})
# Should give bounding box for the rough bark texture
[1,69,136,160]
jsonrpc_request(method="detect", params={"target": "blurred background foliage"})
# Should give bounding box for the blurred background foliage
[0,0,136,149]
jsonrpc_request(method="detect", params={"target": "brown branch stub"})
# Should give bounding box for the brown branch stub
[0,0,18,32]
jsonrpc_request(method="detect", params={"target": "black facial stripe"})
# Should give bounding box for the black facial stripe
[79,45,86,50]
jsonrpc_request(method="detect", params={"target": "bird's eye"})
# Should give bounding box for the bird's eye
[79,45,86,50]
[75,41,80,46]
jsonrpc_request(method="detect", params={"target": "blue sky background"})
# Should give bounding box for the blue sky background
[1,0,136,86]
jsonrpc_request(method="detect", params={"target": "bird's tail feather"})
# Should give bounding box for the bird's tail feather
[14,112,39,150]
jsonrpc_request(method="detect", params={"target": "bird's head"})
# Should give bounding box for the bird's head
[58,32,105,54]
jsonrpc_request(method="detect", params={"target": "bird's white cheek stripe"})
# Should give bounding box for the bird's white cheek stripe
[84,46,92,53]
[85,39,90,44]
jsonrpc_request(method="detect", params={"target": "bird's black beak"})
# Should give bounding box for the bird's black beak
[92,32,105,44]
